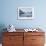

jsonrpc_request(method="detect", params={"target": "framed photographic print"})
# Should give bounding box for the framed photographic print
[17,7,34,19]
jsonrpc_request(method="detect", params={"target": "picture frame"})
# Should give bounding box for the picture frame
[17,7,34,19]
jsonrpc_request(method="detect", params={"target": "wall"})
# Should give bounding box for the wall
[0,0,46,43]
[0,0,46,30]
